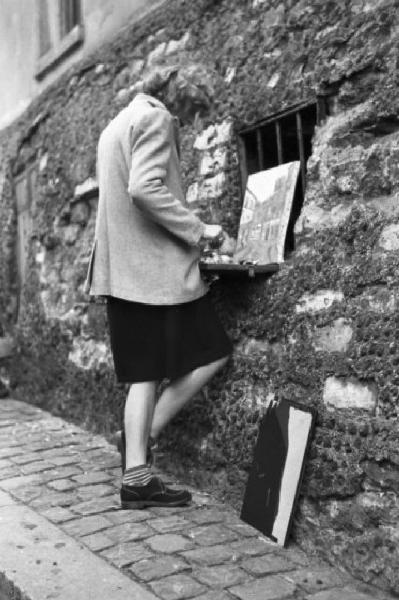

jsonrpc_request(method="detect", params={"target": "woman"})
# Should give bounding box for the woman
[85,62,232,509]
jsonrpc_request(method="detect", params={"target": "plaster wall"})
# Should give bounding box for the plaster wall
[0,0,168,130]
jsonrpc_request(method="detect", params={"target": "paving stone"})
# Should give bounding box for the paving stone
[305,588,375,600]
[242,554,297,576]
[81,531,116,551]
[70,495,120,516]
[149,573,206,600]
[72,471,113,485]
[229,537,277,557]
[9,486,44,503]
[105,521,154,543]
[146,533,194,553]
[61,514,113,537]
[20,460,55,474]
[282,546,311,567]
[0,473,43,490]
[40,465,83,481]
[194,592,233,600]
[0,458,13,469]
[230,574,297,600]
[11,451,51,465]
[224,519,259,537]
[186,524,238,546]
[181,544,240,566]
[30,490,79,509]
[47,478,77,492]
[75,483,116,500]
[188,507,228,525]
[283,567,351,593]
[195,564,248,588]
[129,555,190,582]
[39,506,75,523]
[150,515,191,533]
[104,508,153,524]
[0,466,19,479]
[47,454,81,466]
[101,541,154,567]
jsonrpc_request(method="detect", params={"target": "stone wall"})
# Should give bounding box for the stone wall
[0,0,398,593]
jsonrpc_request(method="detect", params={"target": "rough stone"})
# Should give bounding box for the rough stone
[199,172,226,200]
[146,533,194,553]
[74,177,98,199]
[181,544,239,566]
[230,575,297,600]
[195,564,248,588]
[194,120,233,151]
[199,147,228,177]
[313,318,353,353]
[186,524,238,546]
[295,202,351,235]
[147,42,167,65]
[296,291,345,314]
[242,554,296,576]
[378,223,399,251]
[100,541,154,567]
[61,514,113,537]
[323,377,377,412]
[105,521,153,543]
[149,574,206,600]
[129,556,189,582]
[165,32,190,55]
[67,338,113,371]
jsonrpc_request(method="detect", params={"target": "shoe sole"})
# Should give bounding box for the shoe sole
[121,498,191,510]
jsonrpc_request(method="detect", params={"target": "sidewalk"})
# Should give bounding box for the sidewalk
[0,399,394,600]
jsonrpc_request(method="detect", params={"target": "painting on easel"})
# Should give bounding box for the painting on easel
[240,399,315,547]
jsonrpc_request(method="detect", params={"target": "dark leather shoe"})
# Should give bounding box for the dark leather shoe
[115,429,154,472]
[120,476,192,509]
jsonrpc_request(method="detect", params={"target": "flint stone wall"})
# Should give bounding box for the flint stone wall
[0,0,399,593]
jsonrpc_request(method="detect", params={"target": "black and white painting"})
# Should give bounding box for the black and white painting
[240,399,315,547]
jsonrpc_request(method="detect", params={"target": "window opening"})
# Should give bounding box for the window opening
[238,99,328,254]
[38,0,51,57]
[60,0,81,38]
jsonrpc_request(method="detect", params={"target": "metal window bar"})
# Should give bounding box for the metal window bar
[239,98,328,197]
[296,111,306,194]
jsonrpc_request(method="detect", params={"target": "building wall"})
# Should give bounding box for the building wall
[0,0,398,594]
[0,0,167,130]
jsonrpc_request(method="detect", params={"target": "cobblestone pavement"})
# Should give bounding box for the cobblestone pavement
[0,399,394,600]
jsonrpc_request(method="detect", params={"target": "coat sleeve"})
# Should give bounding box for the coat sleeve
[128,107,205,246]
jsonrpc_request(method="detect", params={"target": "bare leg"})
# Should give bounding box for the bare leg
[124,381,158,469]
[150,356,229,439]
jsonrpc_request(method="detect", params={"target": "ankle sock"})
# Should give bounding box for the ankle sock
[122,464,152,487]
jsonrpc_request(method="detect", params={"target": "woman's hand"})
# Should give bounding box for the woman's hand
[202,224,225,246]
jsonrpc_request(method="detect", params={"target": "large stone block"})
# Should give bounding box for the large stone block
[199,148,228,177]
[68,338,113,371]
[313,318,353,353]
[296,290,344,314]
[378,223,399,251]
[194,121,233,151]
[323,377,377,412]
[295,201,351,234]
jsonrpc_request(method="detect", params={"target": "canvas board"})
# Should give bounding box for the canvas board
[233,161,300,265]
[240,399,315,547]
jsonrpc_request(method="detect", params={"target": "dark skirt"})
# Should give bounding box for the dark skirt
[106,293,232,383]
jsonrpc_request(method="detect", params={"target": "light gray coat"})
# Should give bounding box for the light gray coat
[84,93,208,304]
